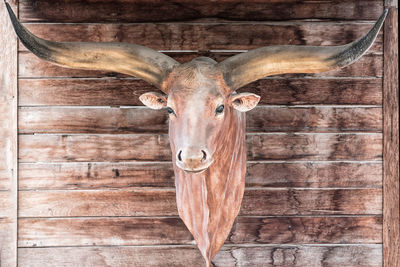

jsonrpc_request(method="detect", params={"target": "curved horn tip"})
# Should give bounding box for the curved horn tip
[4,1,15,19]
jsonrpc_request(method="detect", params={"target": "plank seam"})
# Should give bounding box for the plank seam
[16,244,384,249]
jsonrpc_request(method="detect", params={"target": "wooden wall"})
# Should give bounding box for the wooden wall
[0,0,398,266]
[0,1,17,266]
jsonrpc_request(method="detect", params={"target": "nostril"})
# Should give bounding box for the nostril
[177,150,183,162]
[201,150,207,162]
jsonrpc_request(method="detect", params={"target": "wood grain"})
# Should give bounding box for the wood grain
[18,77,383,106]
[0,191,13,217]
[18,23,383,52]
[0,1,18,266]
[17,245,383,267]
[18,188,382,217]
[18,133,382,163]
[18,106,382,134]
[0,168,9,190]
[18,216,382,247]
[18,0,383,23]
[18,161,382,190]
[246,162,382,188]
[247,133,382,161]
[383,5,399,267]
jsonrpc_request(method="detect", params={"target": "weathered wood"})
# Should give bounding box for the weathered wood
[246,162,382,188]
[241,189,382,216]
[19,189,177,217]
[17,245,383,267]
[247,133,382,161]
[229,216,382,244]
[18,0,383,23]
[383,5,399,267]
[18,106,382,134]
[0,1,18,266]
[18,77,382,106]
[18,162,176,190]
[19,51,382,78]
[0,192,13,217]
[246,107,382,133]
[18,216,382,247]
[18,22,383,52]
[18,133,382,162]
[18,188,382,217]
[213,245,382,267]
[0,168,9,190]
[18,161,382,190]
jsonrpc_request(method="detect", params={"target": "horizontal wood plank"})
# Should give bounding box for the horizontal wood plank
[18,77,382,106]
[18,107,382,134]
[18,23,383,52]
[18,133,382,163]
[0,191,12,217]
[17,245,383,267]
[18,162,382,190]
[18,188,382,217]
[18,216,382,247]
[19,0,383,23]
[0,168,9,190]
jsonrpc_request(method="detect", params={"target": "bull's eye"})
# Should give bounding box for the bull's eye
[166,107,176,116]
[215,105,224,115]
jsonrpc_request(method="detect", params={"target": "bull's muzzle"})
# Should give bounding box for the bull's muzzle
[176,147,213,173]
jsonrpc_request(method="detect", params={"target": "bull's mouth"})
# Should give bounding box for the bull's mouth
[175,159,213,174]
[182,167,207,174]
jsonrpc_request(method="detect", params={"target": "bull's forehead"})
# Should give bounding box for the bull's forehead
[166,57,229,107]
[169,88,224,118]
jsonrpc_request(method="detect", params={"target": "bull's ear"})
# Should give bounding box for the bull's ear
[139,92,168,109]
[229,93,260,112]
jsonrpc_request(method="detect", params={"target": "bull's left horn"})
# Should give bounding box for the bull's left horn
[4,2,179,92]
[217,9,388,91]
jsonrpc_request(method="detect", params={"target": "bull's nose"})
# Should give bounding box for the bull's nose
[177,148,207,164]
[176,147,212,172]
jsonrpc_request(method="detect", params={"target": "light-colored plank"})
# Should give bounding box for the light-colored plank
[0,191,13,217]
[0,1,18,266]
[18,77,383,106]
[0,168,9,190]
[18,133,382,163]
[17,216,382,247]
[18,188,382,217]
[18,106,383,134]
[17,245,383,267]
[18,0,384,22]
[18,23,383,52]
[19,189,177,217]
[18,162,176,190]
[18,161,382,190]
[383,4,399,267]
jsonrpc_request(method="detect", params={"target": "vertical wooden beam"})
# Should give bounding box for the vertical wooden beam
[383,1,399,267]
[0,1,18,266]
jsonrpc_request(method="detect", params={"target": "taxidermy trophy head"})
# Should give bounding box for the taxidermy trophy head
[5,3,387,266]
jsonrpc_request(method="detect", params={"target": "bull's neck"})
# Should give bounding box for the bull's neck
[172,108,247,265]
[212,108,246,167]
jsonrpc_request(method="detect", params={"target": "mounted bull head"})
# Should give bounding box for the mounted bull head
[5,3,387,266]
